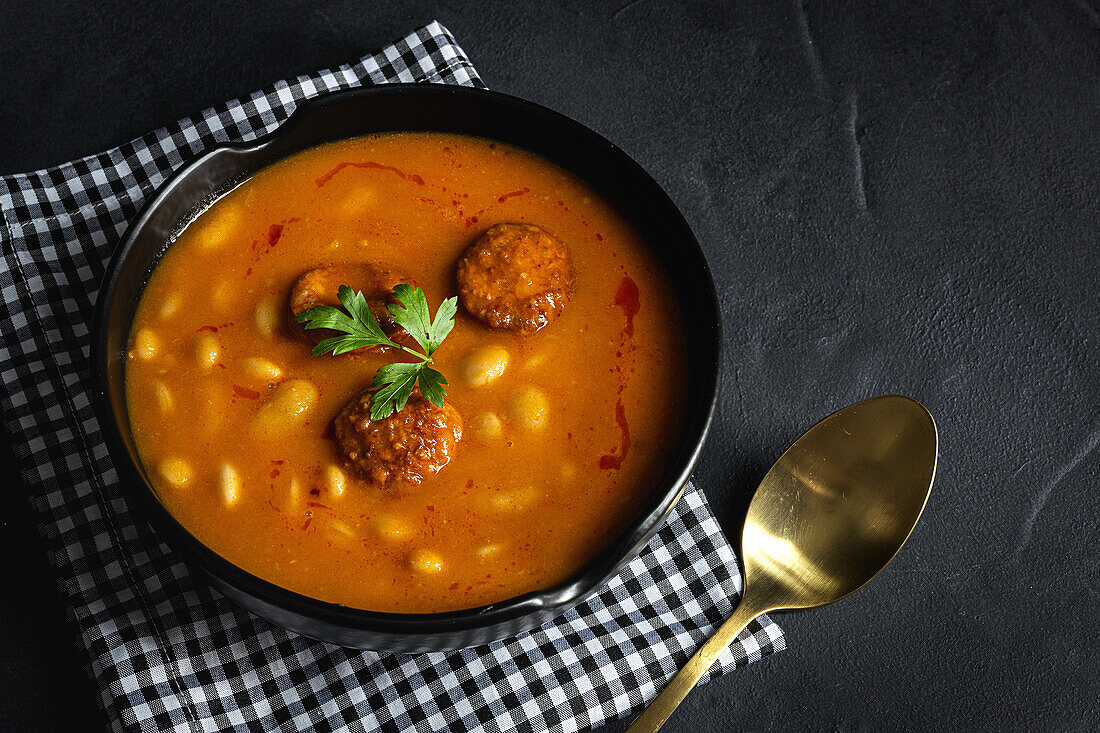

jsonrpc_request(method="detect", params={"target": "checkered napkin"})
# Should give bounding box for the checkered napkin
[0,21,783,733]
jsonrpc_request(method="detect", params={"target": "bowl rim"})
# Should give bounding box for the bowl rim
[91,83,722,638]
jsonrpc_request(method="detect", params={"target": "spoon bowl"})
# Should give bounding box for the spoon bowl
[629,395,938,731]
[741,394,937,612]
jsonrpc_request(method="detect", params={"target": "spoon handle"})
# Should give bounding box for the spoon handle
[627,599,763,732]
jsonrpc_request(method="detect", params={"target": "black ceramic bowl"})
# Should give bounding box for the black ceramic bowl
[92,84,721,652]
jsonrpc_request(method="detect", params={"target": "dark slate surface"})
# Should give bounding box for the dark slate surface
[1,1,1097,730]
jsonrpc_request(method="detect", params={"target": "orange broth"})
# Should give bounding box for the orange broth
[124,132,687,612]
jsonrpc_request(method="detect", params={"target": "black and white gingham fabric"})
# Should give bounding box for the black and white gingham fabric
[0,21,784,733]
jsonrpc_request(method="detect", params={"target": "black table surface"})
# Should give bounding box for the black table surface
[2,1,1096,731]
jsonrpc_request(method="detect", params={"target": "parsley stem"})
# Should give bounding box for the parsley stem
[394,343,431,363]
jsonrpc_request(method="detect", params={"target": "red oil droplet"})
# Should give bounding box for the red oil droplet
[315,160,414,187]
[267,223,284,246]
[614,276,640,337]
[598,400,632,470]
[497,188,528,203]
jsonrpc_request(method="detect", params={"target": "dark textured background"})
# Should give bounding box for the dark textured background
[1,1,1097,730]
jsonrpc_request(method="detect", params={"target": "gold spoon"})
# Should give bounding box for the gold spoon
[628,394,937,732]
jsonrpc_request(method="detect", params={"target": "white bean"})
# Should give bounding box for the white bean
[488,486,540,512]
[408,548,444,574]
[131,328,158,361]
[469,412,503,441]
[324,464,347,498]
[219,464,242,506]
[329,520,355,538]
[510,385,549,431]
[461,345,510,387]
[255,295,280,338]
[251,379,318,439]
[195,204,241,250]
[373,514,410,542]
[152,380,173,413]
[194,333,220,370]
[157,457,192,488]
[212,280,233,309]
[159,294,182,320]
[242,357,283,382]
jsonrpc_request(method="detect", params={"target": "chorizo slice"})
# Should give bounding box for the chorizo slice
[333,389,463,489]
[456,224,575,334]
[288,263,413,352]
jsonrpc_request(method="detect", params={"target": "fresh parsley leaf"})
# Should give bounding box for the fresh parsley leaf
[427,296,458,354]
[295,282,457,420]
[338,285,383,337]
[312,333,376,356]
[416,365,448,409]
[294,285,394,356]
[388,285,459,356]
[370,361,422,420]
[387,283,434,354]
